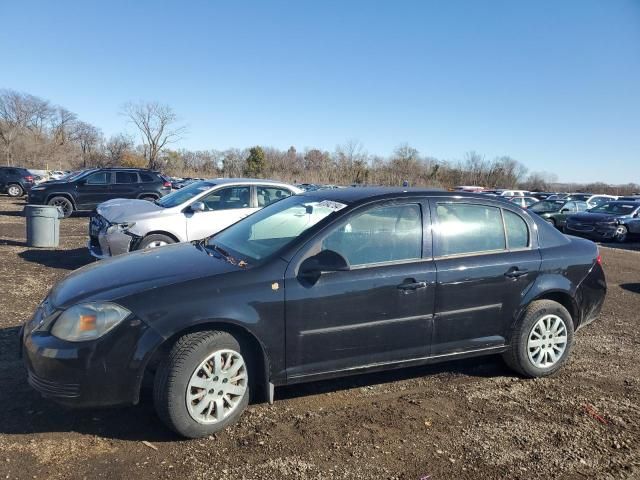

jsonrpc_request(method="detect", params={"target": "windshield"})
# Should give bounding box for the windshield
[65,169,95,182]
[530,201,562,213]
[209,196,348,263]
[588,203,638,215]
[156,181,216,208]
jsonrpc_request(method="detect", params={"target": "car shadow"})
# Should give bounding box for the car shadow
[0,322,512,442]
[0,238,26,247]
[18,247,94,270]
[0,210,24,217]
[619,283,640,294]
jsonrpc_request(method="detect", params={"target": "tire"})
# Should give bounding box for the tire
[153,330,251,438]
[138,233,175,250]
[140,195,157,202]
[613,225,628,243]
[546,218,556,228]
[7,184,23,197]
[503,300,575,378]
[47,196,74,218]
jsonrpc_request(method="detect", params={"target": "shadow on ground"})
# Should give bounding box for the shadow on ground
[620,283,640,294]
[18,247,93,270]
[0,321,511,442]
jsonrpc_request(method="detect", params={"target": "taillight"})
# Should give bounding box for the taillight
[24,175,34,182]
[163,181,171,188]
[596,254,602,265]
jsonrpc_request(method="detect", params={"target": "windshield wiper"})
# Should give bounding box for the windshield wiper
[198,241,248,268]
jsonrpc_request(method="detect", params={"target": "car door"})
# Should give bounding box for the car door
[76,171,112,208]
[430,199,541,356]
[109,171,140,199]
[185,185,255,240]
[284,199,436,380]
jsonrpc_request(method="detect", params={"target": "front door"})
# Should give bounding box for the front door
[76,171,112,208]
[185,185,256,241]
[284,200,436,380]
[430,200,541,356]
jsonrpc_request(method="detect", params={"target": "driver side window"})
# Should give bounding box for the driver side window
[85,172,110,185]
[321,204,422,267]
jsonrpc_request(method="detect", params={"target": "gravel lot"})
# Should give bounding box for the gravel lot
[0,195,639,480]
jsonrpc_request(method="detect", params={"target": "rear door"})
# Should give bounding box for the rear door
[109,171,140,199]
[430,199,541,356]
[284,199,436,379]
[185,185,255,240]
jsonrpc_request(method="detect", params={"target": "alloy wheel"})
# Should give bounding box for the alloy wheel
[527,314,568,368]
[614,225,628,243]
[145,240,167,249]
[7,185,22,196]
[50,198,71,216]
[186,349,247,424]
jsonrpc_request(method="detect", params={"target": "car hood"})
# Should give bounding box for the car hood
[97,198,165,222]
[568,212,624,223]
[48,242,241,308]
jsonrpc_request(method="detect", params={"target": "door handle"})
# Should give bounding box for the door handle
[397,279,428,291]
[504,267,529,279]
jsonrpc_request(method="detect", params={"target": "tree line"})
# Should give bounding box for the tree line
[1,88,638,195]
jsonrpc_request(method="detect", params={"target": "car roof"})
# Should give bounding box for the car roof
[203,178,298,187]
[296,186,514,204]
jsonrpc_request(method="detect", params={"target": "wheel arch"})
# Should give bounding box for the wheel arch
[142,230,181,243]
[139,320,271,404]
[45,192,77,207]
[515,289,579,333]
[137,192,159,200]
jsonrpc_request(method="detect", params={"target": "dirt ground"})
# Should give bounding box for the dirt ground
[0,195,639,480]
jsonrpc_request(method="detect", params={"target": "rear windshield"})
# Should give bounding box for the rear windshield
[155,180,216,208]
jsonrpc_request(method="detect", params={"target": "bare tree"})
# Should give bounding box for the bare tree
[122,101,186,170]
[105,133,134,165]
[72,121,103,168]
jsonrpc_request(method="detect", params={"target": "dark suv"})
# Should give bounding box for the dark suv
[0,167,35,197]
[27,168,171,217]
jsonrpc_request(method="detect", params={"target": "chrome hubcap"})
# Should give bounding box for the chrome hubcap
[186,349,247,424]
[527,315,567,368]
[145,240,167,249]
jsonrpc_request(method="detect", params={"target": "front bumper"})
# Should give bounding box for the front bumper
[565,223,618,240]
[88,214,137,259]
[21,304,165,407]
[27,189,46,204]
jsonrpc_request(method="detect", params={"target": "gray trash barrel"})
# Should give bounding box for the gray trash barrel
[24,205,64,248]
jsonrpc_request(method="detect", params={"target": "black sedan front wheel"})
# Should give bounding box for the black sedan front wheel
[153,330,251,438]
[613,225,628,243]
[503,300,574,378]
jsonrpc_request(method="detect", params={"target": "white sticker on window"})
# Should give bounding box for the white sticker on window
[316,200,347,211]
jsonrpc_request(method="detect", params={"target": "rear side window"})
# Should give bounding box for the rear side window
[435,203,505,256]
[139,172,156,183]
[115,171,138,184]
[503,210,529,249]
[257,187,292,207]
[322,204,422,266]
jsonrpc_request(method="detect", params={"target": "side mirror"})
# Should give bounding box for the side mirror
[561,208,570,213]
[190,201,206,213]
[299,250,350,278]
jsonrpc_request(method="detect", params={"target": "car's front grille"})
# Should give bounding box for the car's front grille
[28,372,81,398]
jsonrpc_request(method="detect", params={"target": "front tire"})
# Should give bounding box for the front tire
[613,225,628,243]
[153,331,251,438]
[7,184,23,197]
[138,233,175,250]
[48,196,74,217]
[503,300,574,378]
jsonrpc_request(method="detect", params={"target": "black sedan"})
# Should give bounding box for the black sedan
[565,201,640,243]
[21,188,606,438]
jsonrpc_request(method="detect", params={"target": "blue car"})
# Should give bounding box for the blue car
[565,201,640,243]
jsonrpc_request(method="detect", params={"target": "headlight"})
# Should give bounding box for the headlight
[30,186,45,191]
[106,222,135,234]
[51,302,131,342]
[595,220,617,226]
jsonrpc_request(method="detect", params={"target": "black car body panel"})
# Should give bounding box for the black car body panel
[27,168,170,211]
[21,189,607,407]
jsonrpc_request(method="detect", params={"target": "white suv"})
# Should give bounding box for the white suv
[88,178,302,258]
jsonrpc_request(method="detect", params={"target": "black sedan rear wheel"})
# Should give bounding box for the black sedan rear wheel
[503,300,574,378]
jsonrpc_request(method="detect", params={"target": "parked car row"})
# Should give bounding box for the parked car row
[20,187,607,439]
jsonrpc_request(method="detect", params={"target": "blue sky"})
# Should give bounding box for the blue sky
[1,0,639,184]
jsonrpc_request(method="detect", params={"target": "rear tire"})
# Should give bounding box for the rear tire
[153,330,251,438]
[7,184,23,197]
[48,196,74,217]
[503,300,574,378]
[138,234,175,250]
